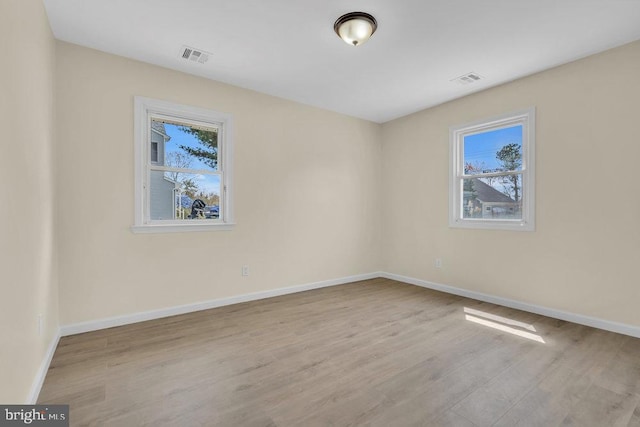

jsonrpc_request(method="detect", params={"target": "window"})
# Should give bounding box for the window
[133,97,234,233]
[150,142,159,164]
[449,108,535,231]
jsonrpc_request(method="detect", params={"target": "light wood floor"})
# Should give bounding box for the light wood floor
[39,278,640,426]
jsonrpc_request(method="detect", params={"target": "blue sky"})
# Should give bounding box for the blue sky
[464,125,522,172]
[163,123,220,195]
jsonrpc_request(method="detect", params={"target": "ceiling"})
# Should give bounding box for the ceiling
[43,0,640,123]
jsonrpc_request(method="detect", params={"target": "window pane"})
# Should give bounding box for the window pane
[151,119,219,172]
[463,125,522,174]
[149,171,221,220]
[463,176,522,219]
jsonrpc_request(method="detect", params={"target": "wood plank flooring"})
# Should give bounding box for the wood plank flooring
[38,278,640,426]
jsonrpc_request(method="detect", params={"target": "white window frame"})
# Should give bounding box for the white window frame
[449,108,535,231]
[132,96,234,233]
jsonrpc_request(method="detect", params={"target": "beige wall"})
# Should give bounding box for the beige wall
[0,0,58,403]
[382,41,640,327]
[55,42,382,325]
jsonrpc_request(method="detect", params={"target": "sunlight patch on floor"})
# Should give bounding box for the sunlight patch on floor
[464,307,545,343]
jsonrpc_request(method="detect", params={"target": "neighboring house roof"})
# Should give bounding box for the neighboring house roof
[151,121,170,139]
[163,175,179,186]
[472,179,516,203]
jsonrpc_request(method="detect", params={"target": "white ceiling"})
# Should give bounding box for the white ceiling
[43,0,640,123]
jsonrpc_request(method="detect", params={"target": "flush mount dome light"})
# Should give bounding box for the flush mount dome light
[334,12,378,46]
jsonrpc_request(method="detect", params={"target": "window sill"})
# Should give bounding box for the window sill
[449,219,534,232]
[131,223,236,234]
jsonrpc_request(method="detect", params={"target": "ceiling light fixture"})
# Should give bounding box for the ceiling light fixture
[334,12,378,47]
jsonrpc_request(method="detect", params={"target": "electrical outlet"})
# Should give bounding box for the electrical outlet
[435,258,443,268]
[241,265,249,276]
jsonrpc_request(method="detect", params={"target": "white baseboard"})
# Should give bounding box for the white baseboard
[60,270,640,339]
[27,329,60,404]
[60,272,379,336]
[380,271,640,339]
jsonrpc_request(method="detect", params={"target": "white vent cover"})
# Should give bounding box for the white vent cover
[179,45,211,64]
[451,72,483,85]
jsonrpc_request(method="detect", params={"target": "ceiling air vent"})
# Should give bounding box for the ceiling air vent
[451,72,483,85]
[179,45,211,64]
